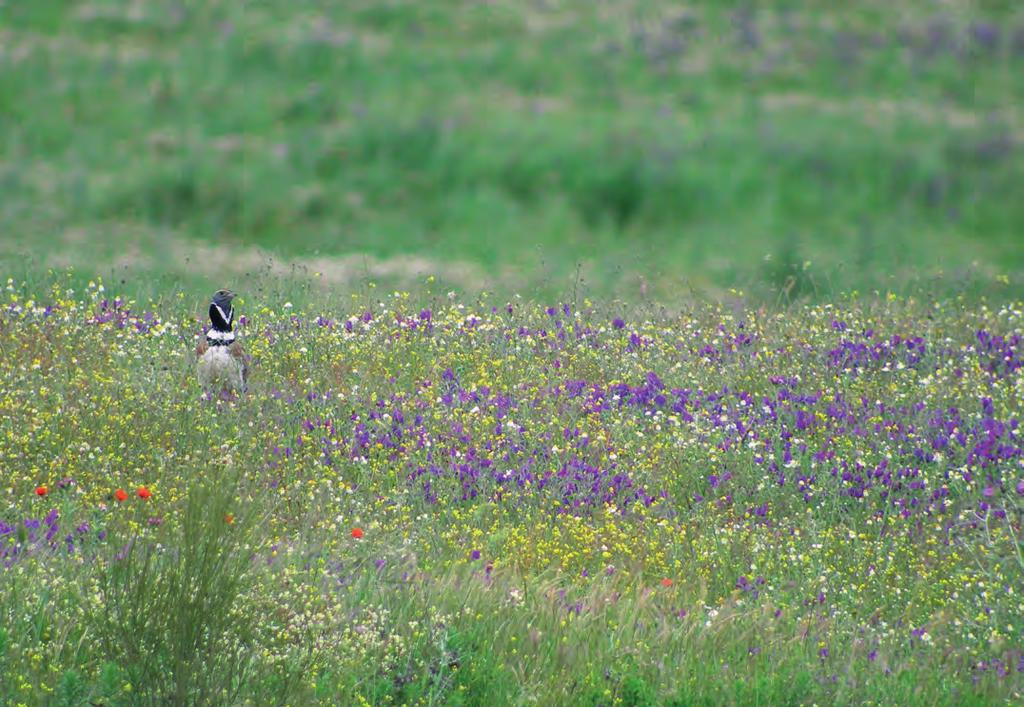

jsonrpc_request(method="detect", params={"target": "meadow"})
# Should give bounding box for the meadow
[2,1,1024,704]
[0,273,1022,704]
[1,1,1023,299]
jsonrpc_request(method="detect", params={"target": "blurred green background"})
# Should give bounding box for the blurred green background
[1,0,1022,301]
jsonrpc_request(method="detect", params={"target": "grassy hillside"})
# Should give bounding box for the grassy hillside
[1,1,1023,297]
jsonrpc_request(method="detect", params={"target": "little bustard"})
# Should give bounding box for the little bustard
[196,288,248,394]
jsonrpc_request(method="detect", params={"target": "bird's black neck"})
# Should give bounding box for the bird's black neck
[209,302,234,332]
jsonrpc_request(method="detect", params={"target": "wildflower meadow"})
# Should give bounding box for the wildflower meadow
[1,273,1022,704]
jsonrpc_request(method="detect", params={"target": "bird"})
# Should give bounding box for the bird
[196,288,248,394]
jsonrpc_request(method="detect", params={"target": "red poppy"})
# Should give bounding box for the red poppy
[661,578,673,587]
[114,488,128,502]
[35,485,47,497]
[225,513,235,524]
[351,527,364,539]
[137,486,152,499]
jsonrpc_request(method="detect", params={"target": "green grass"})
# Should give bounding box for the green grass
[1,1,1022,298]
[2,6,1022,701]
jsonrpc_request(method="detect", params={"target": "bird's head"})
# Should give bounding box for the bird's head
[212,289,237,308]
